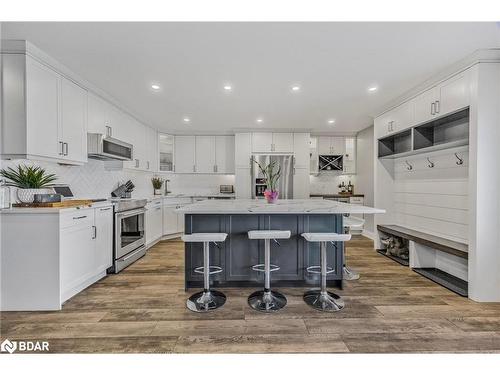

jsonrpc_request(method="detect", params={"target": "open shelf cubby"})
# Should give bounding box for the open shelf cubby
[413,108,469,150]
[378,129,412,158]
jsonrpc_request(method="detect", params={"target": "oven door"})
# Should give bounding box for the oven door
[115,208,146,259]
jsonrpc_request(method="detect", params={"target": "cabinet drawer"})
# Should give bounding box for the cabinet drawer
[163,197,192,206]
[349,197,364,205]
[60,209,94,229]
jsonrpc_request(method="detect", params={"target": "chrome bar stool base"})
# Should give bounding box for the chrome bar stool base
[187,290,226,313]
[303,289,345,312]
[343,266,360,280]
[248,290,287,313]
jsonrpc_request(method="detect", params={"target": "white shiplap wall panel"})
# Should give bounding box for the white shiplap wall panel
[393,146,469,244]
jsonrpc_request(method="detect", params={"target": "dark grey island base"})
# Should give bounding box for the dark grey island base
[184,213,344,290]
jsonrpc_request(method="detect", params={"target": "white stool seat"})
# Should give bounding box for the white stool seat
[301,233,351,242]
[248,230,291,240]
[182,233,228,243]
[344,216,365,229]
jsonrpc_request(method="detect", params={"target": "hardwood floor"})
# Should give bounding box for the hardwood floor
[2,236,500,353]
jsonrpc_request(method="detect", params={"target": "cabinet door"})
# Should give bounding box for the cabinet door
[146,127,158,172]
[174,136,196,173]
[318,137,332,154]
[252,132,272,152]
[87,92,107,134]
[94,206,113,272]
[437,72,470,116]
[344,137,356,161]
[106,104,126,139]
[235,133,252,167]
[25,57,60,159]
[235,167,252,199]
[60,219,95,293]
[413,86,438,125]
[215,135,235,173]
[309,136,319,173]
[273,133,294,152]
[293,167,310,198]
[391,101,413,133]
[195,136,216,173]
[331,137,345,155]
[293,133,310,168]
[60,78,87,163]
[146,201,163,244]
[163,205,179,235]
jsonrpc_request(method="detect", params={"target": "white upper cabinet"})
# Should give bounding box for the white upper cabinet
[215,135,235,174]
[87,92,108,135]
[195,136,216,173]
[252,132,293,153]
[252,132,273,152]
[235,133,252,168]
[413,86,439,126]
[174,136,196,173]
[437,71,470,115]
[25,56,60,160]
[146,127,158,172]
[60,78,87,164]
[317,136,345,155]
[343,137,356,174]
[273,133,294,152]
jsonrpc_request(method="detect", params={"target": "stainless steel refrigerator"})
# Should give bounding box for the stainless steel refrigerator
[251,154,294,199]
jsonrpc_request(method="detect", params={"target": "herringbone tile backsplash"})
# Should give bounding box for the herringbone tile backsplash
[0,159,235,200]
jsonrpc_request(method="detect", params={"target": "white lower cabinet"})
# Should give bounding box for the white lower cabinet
[145,199,163,246]
[162,198,191,236]
[1,204,114,311]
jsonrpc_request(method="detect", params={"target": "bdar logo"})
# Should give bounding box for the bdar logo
[1,339,17,354]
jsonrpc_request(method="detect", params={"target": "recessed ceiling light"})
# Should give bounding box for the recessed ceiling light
[151,84,161,90]
[223,85,232,91]
[328,119,335,125]
[183,117,191,123]
[291,85,301,92]
[368,86,378,92]
[256,118,263,123]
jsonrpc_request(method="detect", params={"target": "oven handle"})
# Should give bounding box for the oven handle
[115,208,146,219]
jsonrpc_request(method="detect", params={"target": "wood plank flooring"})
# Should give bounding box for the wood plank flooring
[2,236,500,353]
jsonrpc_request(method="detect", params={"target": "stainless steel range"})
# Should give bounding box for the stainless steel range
[109,198,148,273]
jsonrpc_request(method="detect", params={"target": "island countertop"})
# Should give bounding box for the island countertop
[176,198,385,214]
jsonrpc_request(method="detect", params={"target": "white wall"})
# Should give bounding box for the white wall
[355,126,374,235]
[0,159,235,200]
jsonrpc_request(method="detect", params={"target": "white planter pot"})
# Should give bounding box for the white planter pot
[16,188,52,204]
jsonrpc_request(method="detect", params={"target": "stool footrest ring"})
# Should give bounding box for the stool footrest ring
[194,266,223,275]
[252,264,280,272]
[306,265,335,275]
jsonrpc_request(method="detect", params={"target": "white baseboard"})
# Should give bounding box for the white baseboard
[361,229,375,240]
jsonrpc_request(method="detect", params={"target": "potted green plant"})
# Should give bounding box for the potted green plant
[151,176,164,195]
[252,158,281,203]
[0,165,57,203]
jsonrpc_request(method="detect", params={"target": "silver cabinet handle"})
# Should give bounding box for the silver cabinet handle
[59,141,64,155]
[64,142,69,156]
[100,207,112,211]
[431,102,435,115]
[213,165,216,173]
[435,100,440,114]
[73,215,87,220]
[155,207,161,211]
[193,165,196,172]
[92,225,97,239]
[135,159,139,168]
[147,161,150,170]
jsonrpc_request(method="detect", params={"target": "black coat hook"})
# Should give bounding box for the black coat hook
[405,160,413,171]
[427,157,434,168]
[454,153,464,165]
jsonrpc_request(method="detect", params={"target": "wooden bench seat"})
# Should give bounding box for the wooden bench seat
[377,224,468,259]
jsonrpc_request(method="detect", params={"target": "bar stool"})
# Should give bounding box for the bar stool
[301,232,351,312]
[247,230,291,312]
[342,216,365,280]
[182,233,228,313]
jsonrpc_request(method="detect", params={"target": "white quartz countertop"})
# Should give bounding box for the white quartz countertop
[0,201,113,214]
[176,199,385,214]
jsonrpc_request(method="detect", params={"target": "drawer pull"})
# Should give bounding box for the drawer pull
[100,207,112,211]
[73,215,87,220]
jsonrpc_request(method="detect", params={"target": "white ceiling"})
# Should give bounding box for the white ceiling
[2,22,499,134]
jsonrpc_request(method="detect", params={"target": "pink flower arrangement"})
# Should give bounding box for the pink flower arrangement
[264,189,279,204]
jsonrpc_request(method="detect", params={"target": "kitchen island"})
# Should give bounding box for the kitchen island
[177,199,384,289]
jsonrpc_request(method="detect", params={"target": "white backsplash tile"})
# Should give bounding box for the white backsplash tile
[309,173,357,195]
[0,159,235,200]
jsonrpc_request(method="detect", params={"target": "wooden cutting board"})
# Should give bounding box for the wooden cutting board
[13,200,94,208]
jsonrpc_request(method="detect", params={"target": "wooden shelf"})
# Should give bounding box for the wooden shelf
[413,268,468,297]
